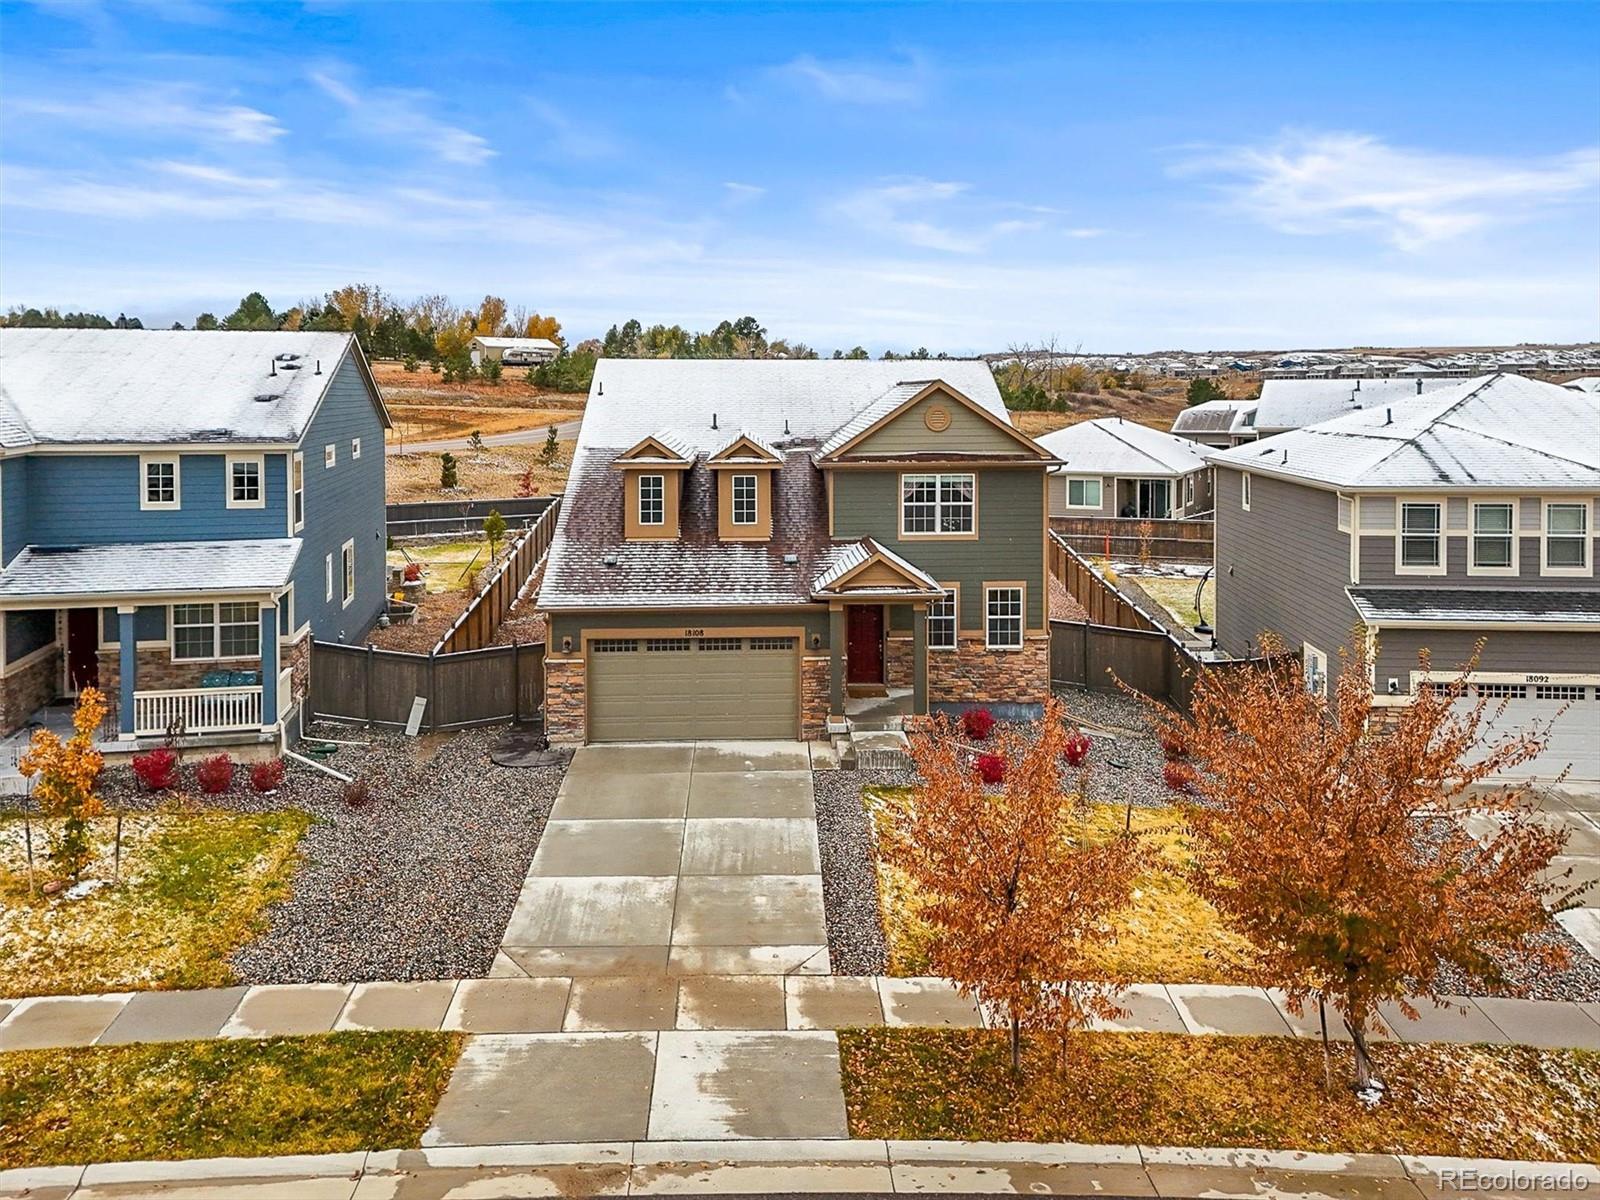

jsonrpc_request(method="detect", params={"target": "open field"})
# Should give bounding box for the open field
[386,404,578,448]
[386,440,574,503]
[0,1031,462,1168]
[839,1027,1600,1159]
[0,811,309,997]
[370,359,585,410]
[1009,378,1203,436]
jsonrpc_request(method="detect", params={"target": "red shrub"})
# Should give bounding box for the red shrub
[343,778,373,809]
[1159,729,1189,761]
[403,562,423,582]
[974,753,1006,785]
[1162,760,1193,793]
[131,748,179,791]
[196,754,234,794]
[962,708,997,741]
[1064,730,1091,767]
[250,758,287,794]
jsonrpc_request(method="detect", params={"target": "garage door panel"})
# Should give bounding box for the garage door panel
[588,635,798,742]
[1452,682,1600,782]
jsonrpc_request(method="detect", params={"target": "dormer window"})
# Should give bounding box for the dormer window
[638,474,665,526]
[732,474,758,525]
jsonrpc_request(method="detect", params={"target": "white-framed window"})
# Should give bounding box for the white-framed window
[1470,501,1516,573]
[1303,642,1329,697]
[1241,472,1251,511]
[351,437,362,460]
[928,588,958,650]
[901,472,975,535]
[140,454,180,510]
[985,585,1023,650]
[226,453,264,509]
[1398,501,1443,572]
[1544,501,1591,574]
[324,553,334,602]
[171,602,260,661]
[292,452,305,533]
[341,539,355,608]
[731,473,758,525]
[1184,475,1194,507]
[1064,477,1102,509]
[324,443,336,469]
[638,474,665,525]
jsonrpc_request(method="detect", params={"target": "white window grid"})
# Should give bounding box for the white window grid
[731,474,758,525]
[638,475,665,525]
[901,473,974,534]
[985,587,1023,649]
[928,590,957,650]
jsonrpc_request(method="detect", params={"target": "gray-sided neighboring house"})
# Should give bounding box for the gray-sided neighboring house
[0,329,390,746]
[1037,417,1213,519]
[1254,375,1460,438]
[1170,398,1259,448]
[536,359,1060,744]
[1209,373,1600,781]
[470,336,560,367]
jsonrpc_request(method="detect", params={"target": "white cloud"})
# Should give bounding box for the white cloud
[524,98,618,159]
[833,178,1044,254]
[1180,130,1600,251]
[309,67,495,165]
[772,53,928,105]
[722,181,766,205]
[12,85,284,143]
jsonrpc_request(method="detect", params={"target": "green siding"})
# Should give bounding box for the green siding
[551,608,830,650]
[832,467,1047,628]
[850,392,1023,458]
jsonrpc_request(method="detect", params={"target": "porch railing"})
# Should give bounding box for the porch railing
[132,686,262,737]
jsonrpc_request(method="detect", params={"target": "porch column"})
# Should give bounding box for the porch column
[911,605,929,716]
[828,604,845,720]
[259,599,279,730]
[117,606,136,739]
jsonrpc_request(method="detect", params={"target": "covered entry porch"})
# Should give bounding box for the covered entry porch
[0,539,300,742]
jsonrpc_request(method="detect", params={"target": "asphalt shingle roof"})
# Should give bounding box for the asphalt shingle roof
[0,539,302,600]
[1347,587,1600,625]
[1037,417,1211,476]
[1254,376,1458,433]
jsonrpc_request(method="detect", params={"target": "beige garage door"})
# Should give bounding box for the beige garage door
[587,634,799,742]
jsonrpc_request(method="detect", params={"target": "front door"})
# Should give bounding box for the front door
[65,608,100,693]
[846,605,884,685]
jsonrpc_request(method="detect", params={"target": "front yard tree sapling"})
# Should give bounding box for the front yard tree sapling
[1144,633,1580,1097]
[541,423,559,466]
[884,696,1148,1071]
[483,508,508,559]
[18,687,108,883]
[439,452,459,490]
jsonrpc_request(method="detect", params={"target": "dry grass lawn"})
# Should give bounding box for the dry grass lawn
[1130,575,1216,631]
[0,810,309,996]
[389,539,495,594]
[838,1028,1600,1159]
[386,404,578,447]
[371,359,583,410]
[0,1031,463,1168]
[868,791,1257,983]
[386,441,574,503]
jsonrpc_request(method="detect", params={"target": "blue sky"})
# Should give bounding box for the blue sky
[2,1,1597,353]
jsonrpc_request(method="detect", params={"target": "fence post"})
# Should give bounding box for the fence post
[511,638,520,723]
[427,647,438,733]
[364,642,374,729]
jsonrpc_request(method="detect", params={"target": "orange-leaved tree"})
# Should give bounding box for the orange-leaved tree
[19,686,108,882]
[1148,633,1583,1094]
[882,694,1148,1070]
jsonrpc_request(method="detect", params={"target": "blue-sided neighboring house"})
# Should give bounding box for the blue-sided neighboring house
[0,329,390,748]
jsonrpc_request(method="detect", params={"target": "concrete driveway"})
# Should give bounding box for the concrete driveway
[499,742,829,978]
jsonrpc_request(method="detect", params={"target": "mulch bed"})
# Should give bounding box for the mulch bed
[96,724,564,984]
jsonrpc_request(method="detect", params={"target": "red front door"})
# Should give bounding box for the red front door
[846,605,884,685]
[66,608,100,693]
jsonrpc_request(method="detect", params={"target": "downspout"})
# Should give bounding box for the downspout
[279,707,354,783]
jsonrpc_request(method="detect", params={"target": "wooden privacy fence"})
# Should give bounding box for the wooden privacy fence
[309,640,546,731]
[387,495,557,540]
[1048,534,1162,631]
[1049,514,1213,564]
[435,498,561,654]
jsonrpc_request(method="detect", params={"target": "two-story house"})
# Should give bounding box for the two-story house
[0,329,390,745]
[1209,374,1600,780]
[536,359,1058,743]
[1037,417,1214,519]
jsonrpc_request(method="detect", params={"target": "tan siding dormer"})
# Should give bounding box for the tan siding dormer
[623,468,682,540]
[715,467,775,540]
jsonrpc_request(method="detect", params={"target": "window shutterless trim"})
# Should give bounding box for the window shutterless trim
[324,553,334,602]
[341,539,356,608]
[1395,498,1447,576]
[899,471,977,538]
[1542,498,1593,577]
[927,584,959,651]
[1241,472,1251,511]
[139,454,181,511]
[324,443,337,469]
[1061,475,1102,510]
[351,437,362,460]
[291,452,305,533]
[983,582,1025,651]
[637,473,665,526]
[225,452,266,510]
[1467,499,1519,576]
[169,601,261,663]
[731,473,758,525]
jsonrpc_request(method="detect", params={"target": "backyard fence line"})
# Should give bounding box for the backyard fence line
[1048,514,1213,564]
[433,497,561,655]
[307,639,546,732]
[386,495,558,540]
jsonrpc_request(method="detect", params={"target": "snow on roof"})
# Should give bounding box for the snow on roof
[0,395,35,450]
[812,537,942,594]
[709,429,782,462]
[0,538,301,601]
[1036,417,1211,477]
[618,428,697,463]
[1210,375,1600,491]
[1254,376,1458,433]
[579,359,1006,454]
[1347,587,1600,626]
[0,329,366,446]
[1170,399,1258,437]
[817,381,933,457]
[472,336,561,351]
[1564,377,1600,395]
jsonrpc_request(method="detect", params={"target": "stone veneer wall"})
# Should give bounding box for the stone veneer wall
[97,648,227,700]
[886,636,914,690]
[544,656,586,744]
[0,650,61,737]
[801,656,830,739]
[928,634,1050,708]
[286,636,312,708]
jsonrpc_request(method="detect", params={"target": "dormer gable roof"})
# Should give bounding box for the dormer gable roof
[612,429,696,467]
[707,430,782,465]
[816,379,1055,463]
[812,537,944,599]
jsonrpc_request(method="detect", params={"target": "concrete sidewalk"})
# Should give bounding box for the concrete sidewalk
[6,1141,1596,1199]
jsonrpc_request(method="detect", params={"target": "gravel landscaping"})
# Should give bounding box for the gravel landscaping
[96,724,564,984]
[813,767,903,976]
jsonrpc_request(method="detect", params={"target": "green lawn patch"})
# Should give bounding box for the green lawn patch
[868,790,1256,983]
[0,1030,463,1168]
[838,1027,1600,1160]
[0,810,310,996]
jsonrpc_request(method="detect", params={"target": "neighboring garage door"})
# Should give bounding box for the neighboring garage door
[1455,680,1600,782]
[587,634,799,742]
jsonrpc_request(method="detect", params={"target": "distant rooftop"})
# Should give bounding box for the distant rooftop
[1037,417,1211,477]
